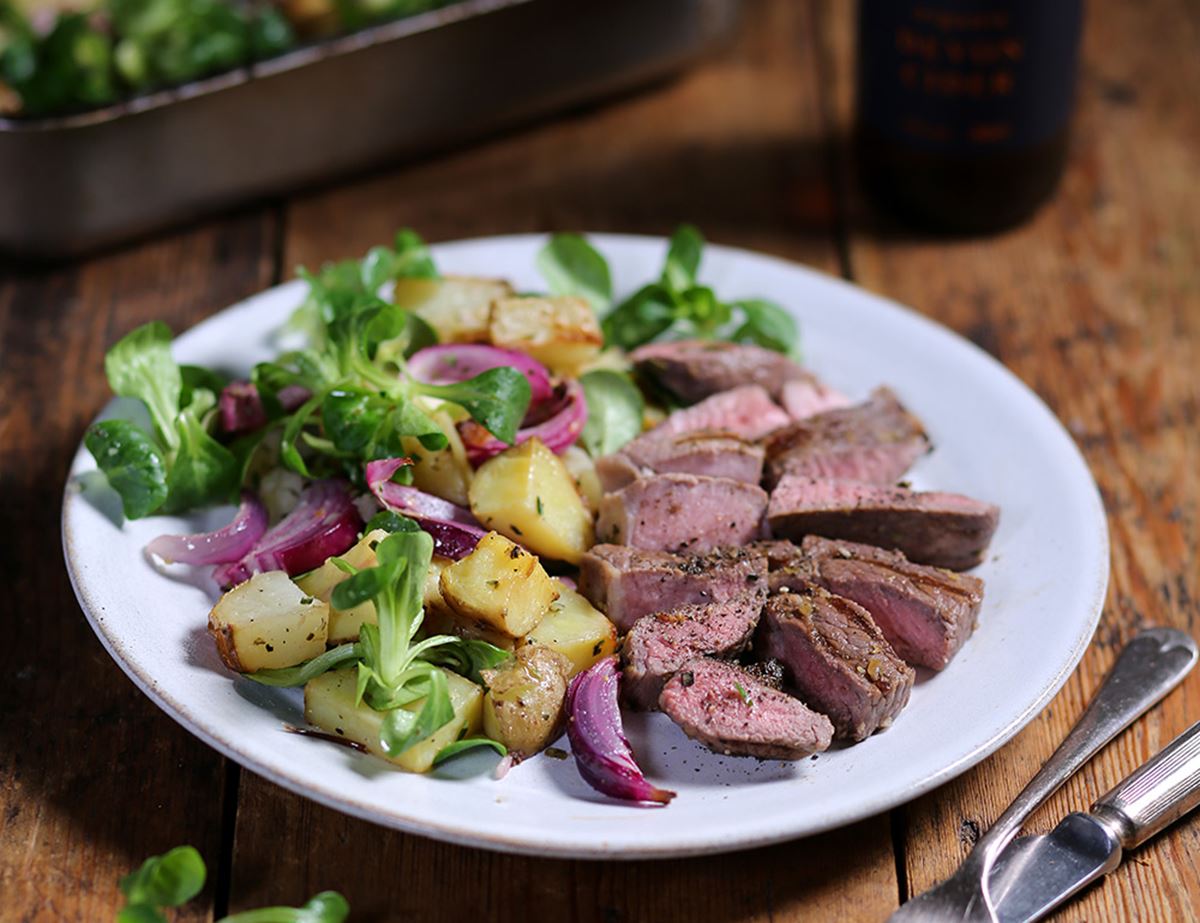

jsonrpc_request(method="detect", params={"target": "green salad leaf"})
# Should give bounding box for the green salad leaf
[535,232,612,313]
[579,369,644,457]
[433,737,508,766]
[537,225,801,358]
[87,321,239,518]
[222,891,350,923]
[119,845,205,911]
[104,321,183,452]
[85,419,170,519]
[116,846,349,923]
[413,368,531,447]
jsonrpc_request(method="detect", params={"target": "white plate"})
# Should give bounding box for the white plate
[63,234,1108,859]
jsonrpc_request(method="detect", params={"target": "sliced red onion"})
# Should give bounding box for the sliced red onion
[277,384,313,412]
[145,492,268,566]
[459,380,588,465]
[408,344,555,405]
[213,480,362,589]
[219,381,268,435]
[566,656,675,806]
[365,458,485,560]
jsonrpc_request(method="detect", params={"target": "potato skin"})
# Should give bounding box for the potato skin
[481,644,573,757]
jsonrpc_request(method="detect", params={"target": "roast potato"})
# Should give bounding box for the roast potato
[394,275,513,343]
[488,295,602,376]
[468,438,594,564]
[209,571,328,672]
[480,644,573,757]
[439,531,558,638]
[520,582,618,678]
[304,667,483,773]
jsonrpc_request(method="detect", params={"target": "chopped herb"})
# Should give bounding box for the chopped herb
[734,682,752,707]
[680,670,694,688]
[299,596,314,605]
[543,746,569,761]
[510,524,523,536]
[486,579,500,589]
[536,496,544,516]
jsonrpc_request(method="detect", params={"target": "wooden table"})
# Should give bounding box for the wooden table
[2,1,1197,919]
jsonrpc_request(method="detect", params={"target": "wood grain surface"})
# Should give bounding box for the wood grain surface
[1,0,1197,920]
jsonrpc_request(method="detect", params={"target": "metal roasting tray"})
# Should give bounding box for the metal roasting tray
[0,0,741,258]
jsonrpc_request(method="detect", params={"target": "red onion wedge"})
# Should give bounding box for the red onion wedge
[566,656,676,806]
[408,344,555,405]
[219,381,268,435]
[213,479,362,589]
[365,458,485,560]
[459,379,588,465]
[146,491,268,566]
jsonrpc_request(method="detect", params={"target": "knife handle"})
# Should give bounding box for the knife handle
[1091,719,1200,850]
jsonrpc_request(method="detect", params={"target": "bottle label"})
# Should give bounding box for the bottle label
[857,0,1083,151]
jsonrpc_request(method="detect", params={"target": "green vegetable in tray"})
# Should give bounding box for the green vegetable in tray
[1,0,450,118]
[537,225,800,359]
[117,845,349,923]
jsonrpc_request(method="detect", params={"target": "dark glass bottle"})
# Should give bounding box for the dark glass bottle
[856,1,1084,233]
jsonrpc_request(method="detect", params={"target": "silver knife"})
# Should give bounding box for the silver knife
[990,718,1200,923]
[888,628,1198,923]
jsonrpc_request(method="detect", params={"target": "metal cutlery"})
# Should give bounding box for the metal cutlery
[887,627,1198,923]
[989,718,1200,922]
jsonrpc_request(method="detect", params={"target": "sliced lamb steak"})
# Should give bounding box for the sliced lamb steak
[780,378,852,420]
[578,544,767,632]
[631,339,808,403]
[752,539,814,593]
[767,476,1000,571]
[622,586,767,709]
[763,387,930,488]
[655,384,791,441]
[659,657,834,759]
[595,432,764,493]
[597,473,769,554]
[800,536,983,670]
[757,590,914,741]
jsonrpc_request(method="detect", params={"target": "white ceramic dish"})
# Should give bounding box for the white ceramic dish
[62,234,1108,859]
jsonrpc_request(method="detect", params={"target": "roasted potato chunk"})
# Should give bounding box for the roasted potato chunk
[209,571,328,672]
[304,667,483,773]
[468,438,595,564]
[394,275,513,343]
[439,532,558,638]
[481,644,573,757]
[488,295,602,376]
[521,582,618,678]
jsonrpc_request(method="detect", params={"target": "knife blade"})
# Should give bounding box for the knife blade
[990,718,1200,923]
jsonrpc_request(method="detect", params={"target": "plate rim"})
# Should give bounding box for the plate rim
[61,232,1110,859]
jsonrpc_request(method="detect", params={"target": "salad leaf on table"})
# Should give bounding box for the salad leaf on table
[116,845,349,923]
